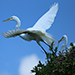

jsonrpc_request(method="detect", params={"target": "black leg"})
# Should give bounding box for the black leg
[37,42,48,55]
[43,41,55,53]
[43,41,52,49]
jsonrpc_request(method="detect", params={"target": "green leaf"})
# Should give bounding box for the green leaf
[70,42,73,46]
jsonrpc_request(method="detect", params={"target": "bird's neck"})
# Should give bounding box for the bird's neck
[61,38,68,53]
[15,19,21,30]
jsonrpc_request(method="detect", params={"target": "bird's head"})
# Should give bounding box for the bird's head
[3,16,21,30]
[3,16,20,22]
[58,35,67,43]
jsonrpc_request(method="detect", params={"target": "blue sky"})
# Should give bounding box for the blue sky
[0,0,75,75]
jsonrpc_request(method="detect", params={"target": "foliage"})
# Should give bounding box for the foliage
[31,42,75,75]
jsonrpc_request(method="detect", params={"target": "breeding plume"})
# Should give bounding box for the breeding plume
[2,3,58,54]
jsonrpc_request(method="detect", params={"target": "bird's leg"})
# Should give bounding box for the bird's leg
[43,41,55,53]
[37,42,48,55]
[43,41,52,49]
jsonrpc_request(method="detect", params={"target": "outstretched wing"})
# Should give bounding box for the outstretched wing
[2,29,44,38]
[32,3,58,31]
[2,29,28,38]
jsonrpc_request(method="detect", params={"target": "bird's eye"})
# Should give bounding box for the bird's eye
[10,17,13,19]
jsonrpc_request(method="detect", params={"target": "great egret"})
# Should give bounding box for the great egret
[58,35,75,56]
[58,35,68,53]
[2,3,58,55]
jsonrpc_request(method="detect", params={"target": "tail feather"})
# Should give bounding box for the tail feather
[41,32,55,44]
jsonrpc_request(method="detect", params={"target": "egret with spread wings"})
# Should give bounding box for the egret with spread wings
[2,3,58,55]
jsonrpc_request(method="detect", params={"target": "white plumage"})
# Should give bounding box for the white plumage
[58,35,68,53]
[2,3,58,54]
[27,3,58,32]
[58,35,75,56]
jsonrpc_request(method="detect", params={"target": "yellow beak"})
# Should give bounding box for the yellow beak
[3,18,11,22]
[58,37,64,43]
[58,38,62,43]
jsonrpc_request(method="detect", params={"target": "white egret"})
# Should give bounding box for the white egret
[2,3,58,55]
[58,35,68,53]
[58,35,75,56]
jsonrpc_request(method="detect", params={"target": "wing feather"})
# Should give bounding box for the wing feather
[2,29,27,38]
[32,3,58,31]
